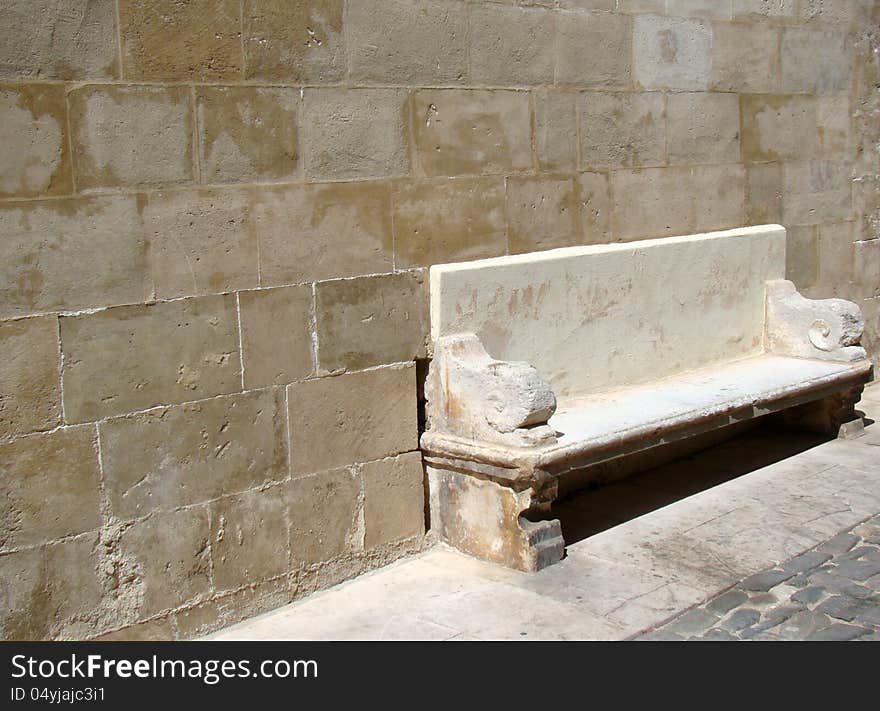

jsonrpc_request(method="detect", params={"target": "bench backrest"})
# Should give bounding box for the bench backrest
[430,225,787,397]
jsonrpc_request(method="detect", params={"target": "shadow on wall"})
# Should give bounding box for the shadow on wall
[553,417,846,546]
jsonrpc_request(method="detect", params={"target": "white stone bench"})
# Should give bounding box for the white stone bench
[421,225,873,571]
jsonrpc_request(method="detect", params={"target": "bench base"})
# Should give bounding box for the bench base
[427,466,564,572]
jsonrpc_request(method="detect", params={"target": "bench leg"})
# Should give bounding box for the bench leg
[775,385,866,438]
[427,465,564,572]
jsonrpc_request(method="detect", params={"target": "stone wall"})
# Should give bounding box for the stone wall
[0,0,877,640]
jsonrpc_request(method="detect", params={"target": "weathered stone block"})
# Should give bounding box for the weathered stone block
[611,165,745,241]
[782,28,850,94]
[302,89,409,181]
[144,188,258,299]
[0,84,71,198]
[667,92,740,166]
[618,0,665,11]
[817,96,851,159]
[287,364,417,473]
[118,0,242,80]
[799,0,860,24]
[0,316,60,438]
[507,176,578,254]
[746,162,783,225]
[363,451,425,549]
[667,0,732,18]
[556,11,632,88]
[0,0,117,79]
[710,21,779,93]
[393,177,506,268]
[783,161,852,226]
[733,0,796,20]
[242,0,346,83]
[92,617,176,641]
[69,85,194,189]
[469,4,555,86]
[810,222,856,299]
[579,92,665,169]
[118,506,212,618]
[61,295,241,423]
[100,389,288,520]
[0,427,100,550]
[785,225,819,289]
[348,0,467,85]
[633,15,712,90]
[740,94,817,163]
[210,486,289,591]
[534,91,577,173]
[412,89,532,176]
[854,239,880,299]
[254,181,392,286]
[196,87,300,184]
[0,196,150,319]
[578,171,612,244]
[239,286,314,388]
[287,467,360,566]
[0,535,102,640]
[558,1,616,10]
[315,272,427,371]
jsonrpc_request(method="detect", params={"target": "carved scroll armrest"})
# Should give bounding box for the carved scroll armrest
[765,280,866,362]
[425,333,558,448]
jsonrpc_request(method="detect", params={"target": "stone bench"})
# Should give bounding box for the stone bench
[420,225,873,572]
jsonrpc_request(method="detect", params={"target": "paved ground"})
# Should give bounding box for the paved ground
[206,383,880,641]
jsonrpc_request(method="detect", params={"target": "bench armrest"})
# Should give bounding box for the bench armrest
[425,334,558,448]
[765,280,867,362]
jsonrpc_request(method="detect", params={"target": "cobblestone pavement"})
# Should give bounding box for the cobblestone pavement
[637,515,880,641]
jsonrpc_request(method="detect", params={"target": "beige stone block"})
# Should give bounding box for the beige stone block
[144,188,258,300]
[243,0,346,83]
[556,11,632,88]
[393,177,507,268]
[210,486,289,591]
[785,225,819,290]
[559,1,616,10]
[579,92,665,169]
[92,617,175,641]
[710,21,779,93]
[799,0,860,24]
[118,0,241,80]
[469,4,554,86]
[61,295,241,423]
[732,0,796,20]
[287,364,417,473]
[740,94,817,163]
[0,316,60,438]
[507,176,579,254]
[196,87,300,184]
[0,196,150,320]
[69,85,194,189]
[667,0,732,18]
[633,15,712,91]
[577,171,612,244]
[254,181,392,286]
[611,165,746,241]
[239,286,313,388]
[781,28,850,94]
[666,92,740,166]
[363,451,425,549]
[0,84,71,198]
[118,506,212,618]
[0,427,100,550]
[302,89,408,181]
[348,0,467,85]
[534,91,577,173]
[746,162,783,225]
[100,389,288,520]
[811,222,857,299]
[287,467,360,566]
[0,535,102,640]
[783,161,852,226]
[0,0,117,80]
[817,96,851,159]
[618,0,665,11]
[315,272,427,371]
[412,89,532,177]
[854,239,880,300]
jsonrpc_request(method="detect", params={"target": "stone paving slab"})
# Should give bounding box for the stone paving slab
[206,384,880,641]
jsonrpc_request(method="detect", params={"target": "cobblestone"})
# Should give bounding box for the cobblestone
[637,514,880,641]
